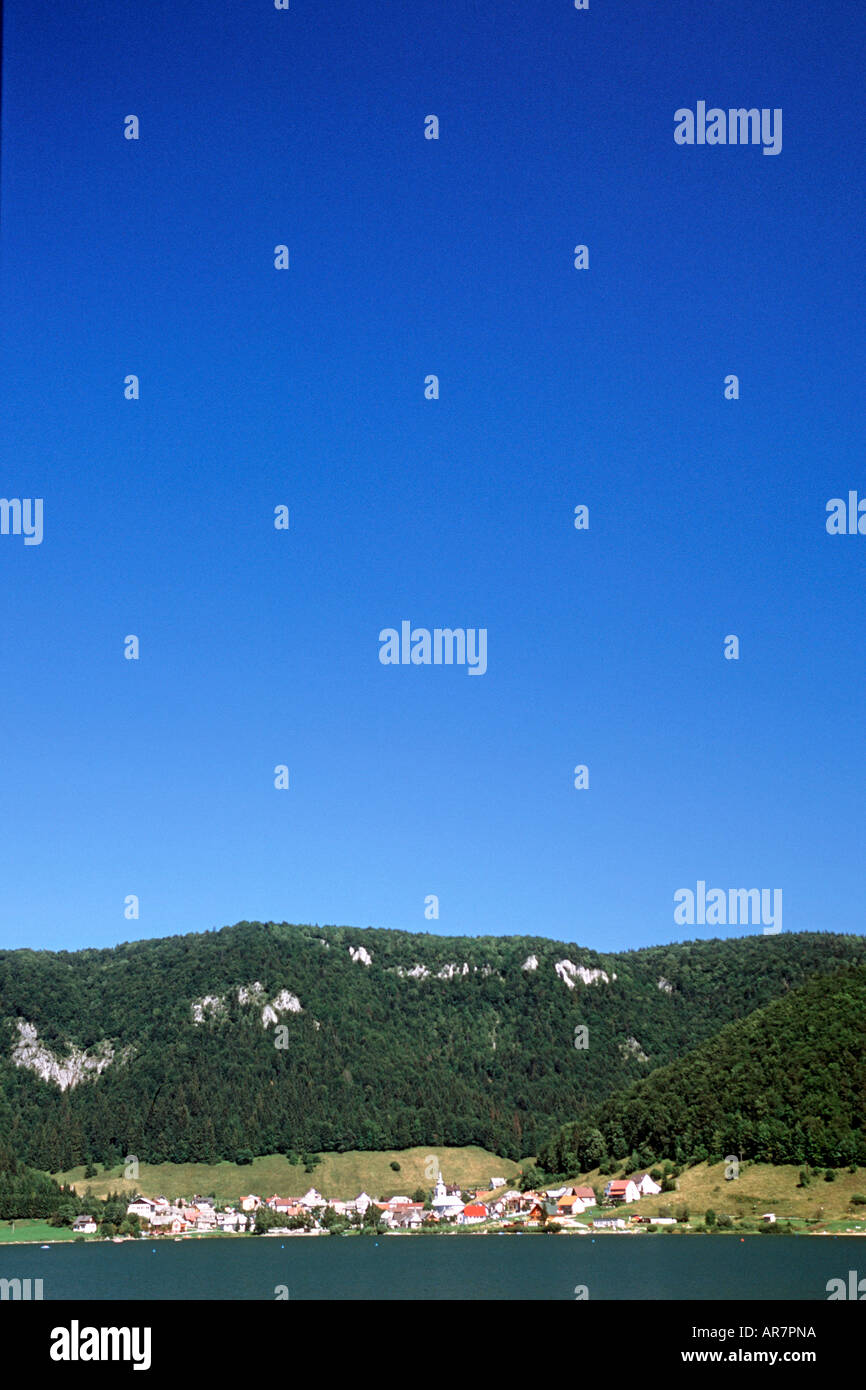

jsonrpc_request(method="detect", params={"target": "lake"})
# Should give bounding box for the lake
[2,1234,860,1300]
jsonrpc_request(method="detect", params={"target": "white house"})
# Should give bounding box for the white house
[630,1172,662,1196]
[220,1211,248,1232]
[300,1188,326,1209]
[127,1198,160,1222]
[240,1194,261,1212]
[490,1177,506,1189]
[329,1200,353,1217]
[72,1215,98,1234]
[460,1203,489,1225]
[266,1194,297,1214]
[390,1204,425,1229]
[146,1207,180,1228]
[556,1194,588,1218]
[604,1179,641,1204]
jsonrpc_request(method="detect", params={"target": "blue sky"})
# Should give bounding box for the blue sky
[1,0,864,954]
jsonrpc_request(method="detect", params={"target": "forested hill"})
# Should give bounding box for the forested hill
[538,963,866,1173]
[0,921,863,1171]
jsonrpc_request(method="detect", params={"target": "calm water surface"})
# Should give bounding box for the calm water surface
[2,1234,858,1300]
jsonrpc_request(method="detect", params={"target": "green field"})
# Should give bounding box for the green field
[0,1220,86,1243]
[55,1146,524,1205]
[577,1161,866,1228]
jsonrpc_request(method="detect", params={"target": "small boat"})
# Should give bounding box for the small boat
[40,1244,50,1249]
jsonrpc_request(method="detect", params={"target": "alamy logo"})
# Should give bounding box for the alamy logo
[379,621,487,675]
[50,1321,152,1371]
[0,497,43,545]
[0,1277,43,1300]
[674,881,782,934]
[826,492,866,534]
[826,1270,866,1300]
[674,103,782,156]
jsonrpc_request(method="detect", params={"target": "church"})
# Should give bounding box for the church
[431,1172,465,1220]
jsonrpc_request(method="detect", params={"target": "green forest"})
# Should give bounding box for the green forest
[0,1140,77,1220]
[0,920,863,1172]
[538,964,866,1175]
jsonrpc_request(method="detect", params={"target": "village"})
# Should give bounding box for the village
[67,1169,693,1238]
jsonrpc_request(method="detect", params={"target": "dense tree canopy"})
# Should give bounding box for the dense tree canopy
[539,963,866,1172]
[0,921,863,1171]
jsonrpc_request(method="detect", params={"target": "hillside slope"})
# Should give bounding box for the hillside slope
[0,921,863,1169]
[540,963,866,1171]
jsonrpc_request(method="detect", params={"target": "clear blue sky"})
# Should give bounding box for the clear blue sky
[1,0,864,953]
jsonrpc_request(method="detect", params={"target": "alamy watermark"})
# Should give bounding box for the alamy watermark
[674,103,782,156]
[0,498,43,545]
[826,492,866,534]
[0,1277,43,1300]
[674,881,782,934]
[379,621,487,675]
[827,1271,866,1299]
[49,1323,152,1370]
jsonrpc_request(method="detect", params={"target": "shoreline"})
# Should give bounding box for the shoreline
[3,1227,864,1248]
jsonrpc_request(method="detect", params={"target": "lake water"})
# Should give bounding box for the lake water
[2,1234,859,1300]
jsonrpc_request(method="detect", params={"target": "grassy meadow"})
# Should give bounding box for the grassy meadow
[579,1161,866,1230]
[55,1146,524,1205]
[45,1153,866,1234]
[0,1220,84,1243]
